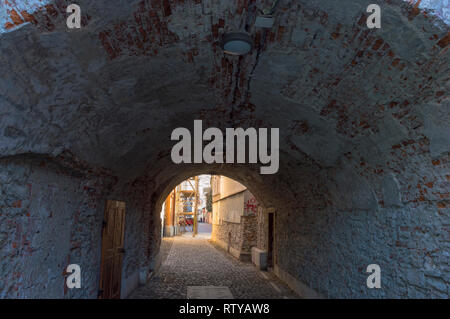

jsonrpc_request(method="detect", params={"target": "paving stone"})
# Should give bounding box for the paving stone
[187,286,234,299]
[129,236,300,299]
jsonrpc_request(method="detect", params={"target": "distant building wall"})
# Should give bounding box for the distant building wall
[211,176,259,260]
[163,191,176,237]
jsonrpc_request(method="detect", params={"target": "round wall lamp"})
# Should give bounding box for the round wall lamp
[221,32,253,56]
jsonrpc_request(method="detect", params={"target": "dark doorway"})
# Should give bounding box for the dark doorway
[267,212,274,268]
[99,200,126,299]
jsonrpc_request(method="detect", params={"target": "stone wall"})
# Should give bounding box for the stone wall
[0,0,448,299]
[276,202,449,298]
[273,156,449,299]
[256,207,268,251]
[0,156,112,298]
[212,221,242,257]
[112,179,163,298]
[240,215,257,255]
[0,155,162,299]
[211,189,259,260]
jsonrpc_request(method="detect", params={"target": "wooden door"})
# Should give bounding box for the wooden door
[99,200,126,299]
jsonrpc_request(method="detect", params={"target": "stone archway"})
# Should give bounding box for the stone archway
[0,0,448,298]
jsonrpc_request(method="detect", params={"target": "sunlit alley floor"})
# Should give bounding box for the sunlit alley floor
[129,223,299,299]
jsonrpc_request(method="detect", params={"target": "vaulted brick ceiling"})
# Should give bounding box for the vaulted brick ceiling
[0,0,448,192]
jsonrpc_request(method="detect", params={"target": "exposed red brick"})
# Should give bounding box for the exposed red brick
[424,182,434,188]
[437,32,450,48]
[20,11,38,24]
[372,39,384,51]
[4,22,15,29]
[9,9,24,25]
[331,32,340,39]
[432,159,441,166]
[162,0,172,17]
[277,26,285,42]
[12,200,21,208]
[44,4,59,18]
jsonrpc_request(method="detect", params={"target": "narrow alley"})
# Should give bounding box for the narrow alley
[0,0,448,301]
[130,223,298,299]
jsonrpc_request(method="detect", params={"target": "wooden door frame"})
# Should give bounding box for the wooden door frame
[266,207,276,268]
[98,200,126,299]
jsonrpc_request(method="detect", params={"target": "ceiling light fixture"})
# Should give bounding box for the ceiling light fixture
[255,15,275,28]
[221,32,253,56]
[255,0,279,29]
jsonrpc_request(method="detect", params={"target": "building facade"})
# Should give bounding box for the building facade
[163,190,176,237]
[211,176,260,261]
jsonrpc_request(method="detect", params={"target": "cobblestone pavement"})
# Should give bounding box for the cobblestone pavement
[129,225,299,299]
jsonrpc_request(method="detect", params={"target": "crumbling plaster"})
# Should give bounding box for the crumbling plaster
[0,0,448,298]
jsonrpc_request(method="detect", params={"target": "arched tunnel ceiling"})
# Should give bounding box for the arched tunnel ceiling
[0,0,449,182]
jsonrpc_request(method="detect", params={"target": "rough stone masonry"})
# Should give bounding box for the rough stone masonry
[0,0,449,298]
